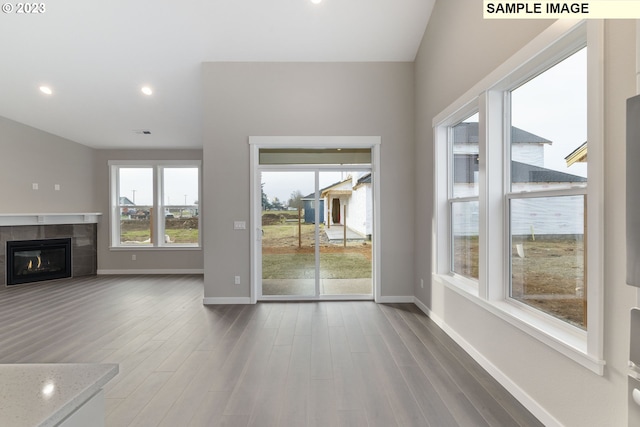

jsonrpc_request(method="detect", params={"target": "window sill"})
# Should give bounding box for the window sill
[109,245,201,251]
[433,273,605,375]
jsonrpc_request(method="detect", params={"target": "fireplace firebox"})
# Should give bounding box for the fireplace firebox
[6,238,72,286]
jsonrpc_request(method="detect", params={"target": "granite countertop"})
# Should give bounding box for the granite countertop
[0,363,118,427]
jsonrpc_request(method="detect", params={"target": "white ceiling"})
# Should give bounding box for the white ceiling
[0,0,434,149]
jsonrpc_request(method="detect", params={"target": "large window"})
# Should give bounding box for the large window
[508,47,587,328]
[110,161,201,248]
[433,20,603,374]
[450,113,479,280]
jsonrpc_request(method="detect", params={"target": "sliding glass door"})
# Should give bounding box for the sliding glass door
[260,171,316,297]
[318,171,373,296]
[258,168,373,299]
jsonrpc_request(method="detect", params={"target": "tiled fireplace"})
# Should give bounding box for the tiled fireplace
[0,214,100,287]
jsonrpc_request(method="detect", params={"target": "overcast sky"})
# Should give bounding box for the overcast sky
[261,170,361,204]
[511,46,587,178]
[119,167,199,206]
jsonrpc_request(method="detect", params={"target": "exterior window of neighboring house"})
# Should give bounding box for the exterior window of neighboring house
[450,113,479,280]
[109,161,201,248]
[432,21,604,374]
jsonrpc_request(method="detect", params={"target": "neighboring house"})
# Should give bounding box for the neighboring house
[119,196,151,219]
[119,196,135,206]
[119,196,136,217]
[320,177,353,226]
[320,173,373,239]
[453,123,587,236]
[453,122,554,198]
[349,173,373,239]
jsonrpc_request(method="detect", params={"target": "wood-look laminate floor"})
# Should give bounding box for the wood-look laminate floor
[0,275,543,427]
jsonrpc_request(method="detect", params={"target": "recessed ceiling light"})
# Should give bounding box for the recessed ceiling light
[141,86,153,96]
[39,86,52,95]
[310,0,322,4]
[42,382,55,397]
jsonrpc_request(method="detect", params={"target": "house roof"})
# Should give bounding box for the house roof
[357,173,372,185]
[303,178,350,200]
[303,173,371,199]
[511,161,587,183]
[353,172,372,190]
[565,141,588,166]
[320,178,353,198]
[453,155,586,184]
[119,196,135,206]
[453,122,552,145]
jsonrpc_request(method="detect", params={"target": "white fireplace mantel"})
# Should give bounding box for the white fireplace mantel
[0,213,102,227]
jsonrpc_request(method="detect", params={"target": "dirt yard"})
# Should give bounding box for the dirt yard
[261,212,372,280]
[262,212,372,260]
[120,217,199,244]
[454,235,586,328]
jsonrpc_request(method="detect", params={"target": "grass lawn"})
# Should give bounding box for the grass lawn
[165,228,199,243]
[261,218,372,279]
[262,252,371,279]
[120,224,198,244]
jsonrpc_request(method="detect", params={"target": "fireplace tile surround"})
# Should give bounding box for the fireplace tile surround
[0,215,99,286]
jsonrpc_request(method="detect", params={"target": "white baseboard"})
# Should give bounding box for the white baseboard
[375,295,415,303]
[412,296,432,317]
[203,297,252,305]
[97,269,204,275]
[412,297,562,427]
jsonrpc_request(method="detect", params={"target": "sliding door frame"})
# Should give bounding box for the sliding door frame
[249,136,381,304]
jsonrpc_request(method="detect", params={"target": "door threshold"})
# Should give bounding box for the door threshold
[258,295,373,302]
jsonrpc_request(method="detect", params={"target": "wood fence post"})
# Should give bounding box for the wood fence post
[298,208,302,248]
[343,204,347,248]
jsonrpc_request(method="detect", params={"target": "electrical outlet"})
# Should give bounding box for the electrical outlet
[32,183,38,190]
[54,184,60,191]
[420,278,424,289]
[132,254,136,261]
[234,275,241,285]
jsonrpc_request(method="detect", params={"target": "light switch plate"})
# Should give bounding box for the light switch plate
[234,221,246,230]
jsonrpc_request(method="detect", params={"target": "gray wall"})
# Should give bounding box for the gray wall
[0,116,97,213]
[202,62,415,299]
[93,149,204,272]
[414,0,635,424]
[414,1,554,308]
[0,118,205,272]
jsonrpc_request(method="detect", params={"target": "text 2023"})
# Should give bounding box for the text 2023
[16,3,45,13]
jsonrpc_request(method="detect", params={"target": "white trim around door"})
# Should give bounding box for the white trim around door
[249,136,381,304]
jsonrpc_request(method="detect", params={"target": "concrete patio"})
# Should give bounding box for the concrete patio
[261,278,372,296]
[323,225,367,242]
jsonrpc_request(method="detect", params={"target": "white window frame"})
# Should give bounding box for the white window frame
[433,20,604,374]
[440,108,481,291]
[109,160,202,250]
